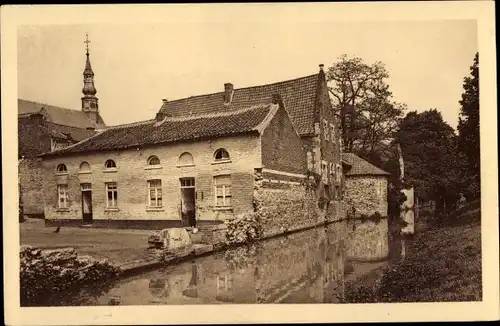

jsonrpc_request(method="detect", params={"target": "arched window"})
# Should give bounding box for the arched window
[148,155,161,165]
[178,152,194,166]
[105,159,117,169]
[56,164,67,173]
[79,161,91,171]
[214,148,230,161]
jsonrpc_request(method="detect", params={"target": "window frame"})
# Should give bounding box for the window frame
[213,148,230,163]
[56,164,68,174]
[105,182,118,208]
[147,155,161,166]
[104,159,117,169]
[57,184,69,209]
[323,119,329,142]
[214,175,232,208]
[147,179,163,208]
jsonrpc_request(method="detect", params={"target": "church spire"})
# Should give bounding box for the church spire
[82,33,96,95]
[81,33,99,124]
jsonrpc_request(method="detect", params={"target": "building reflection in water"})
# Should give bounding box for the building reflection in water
[92,220,360,305]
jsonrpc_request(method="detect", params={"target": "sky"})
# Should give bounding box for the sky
[17,19,478,129]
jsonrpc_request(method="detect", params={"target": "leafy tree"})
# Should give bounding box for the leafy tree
[457,53,480,199]
[394,109,462,216]
[326,55,405,157]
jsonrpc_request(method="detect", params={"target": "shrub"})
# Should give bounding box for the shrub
[20,245,121,306]
[224,212,263,245]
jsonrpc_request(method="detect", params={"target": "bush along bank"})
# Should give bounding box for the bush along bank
[20,245,121,306]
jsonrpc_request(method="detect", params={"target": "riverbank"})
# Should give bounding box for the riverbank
[342,217,482,302]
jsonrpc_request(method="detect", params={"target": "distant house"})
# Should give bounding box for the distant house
[40,65,345,229]
[18,47,106,218]
[342,152,391,261]
[342,152,390,217]
[40,99,307,228]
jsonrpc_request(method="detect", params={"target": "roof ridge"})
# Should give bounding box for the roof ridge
[107,119,155,129]
[160,103,272,124]
[19,98,78,112]
[164,73,319,104]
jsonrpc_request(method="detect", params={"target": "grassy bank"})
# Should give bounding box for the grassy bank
[343,217,482,302]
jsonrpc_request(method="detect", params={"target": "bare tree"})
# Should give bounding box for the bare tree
[326,54,405,159]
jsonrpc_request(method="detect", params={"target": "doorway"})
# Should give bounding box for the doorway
[81,183,93,224]
[180,178,196,227]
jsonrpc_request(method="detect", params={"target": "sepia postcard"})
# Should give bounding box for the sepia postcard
[1,2,499,325]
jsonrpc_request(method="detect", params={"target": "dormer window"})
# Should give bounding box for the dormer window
[105,159,117,169]
[214,148,230,162]
[148,156,160,166]
[56,164,68,173]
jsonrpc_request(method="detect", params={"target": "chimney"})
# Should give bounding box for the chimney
[319,64,324,72]
[156,112,166,122]
[224,83,234,104]
[272,93,283,105]
[162,99,168,105]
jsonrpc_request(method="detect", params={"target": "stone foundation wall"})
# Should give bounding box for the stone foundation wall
[255,186,322,237]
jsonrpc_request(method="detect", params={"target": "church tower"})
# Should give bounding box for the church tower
[81,33,99,125]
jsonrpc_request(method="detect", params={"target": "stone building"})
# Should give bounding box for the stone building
[18,44,106,218]
[157,64,343,202]
[342,152,390,217]
[41,99,308,228]
[341,152,391,261]
[40,65,345,230]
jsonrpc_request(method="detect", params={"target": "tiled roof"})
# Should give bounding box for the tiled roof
[18,99,106,128]
[158,74,320,136]
[18,114,99,158]
[342,152,390,177]
[46,122,99,142]
[42,104,278,157]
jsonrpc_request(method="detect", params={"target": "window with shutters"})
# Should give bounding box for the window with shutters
[214,175,232,208]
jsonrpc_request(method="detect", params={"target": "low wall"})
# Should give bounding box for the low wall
[346,218,389,261]
[256,186,321,237]
[223,184,347,246]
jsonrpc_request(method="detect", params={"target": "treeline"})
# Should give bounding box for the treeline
[327,53,480,220]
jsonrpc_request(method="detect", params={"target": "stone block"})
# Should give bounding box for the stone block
[160,228,192,252]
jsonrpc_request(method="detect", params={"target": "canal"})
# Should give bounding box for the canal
[48,219,406,306]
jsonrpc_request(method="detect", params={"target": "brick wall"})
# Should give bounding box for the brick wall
[344,176,388,216]
[19,158,44,216]
[42,134,261,224]
[261,105,306,175]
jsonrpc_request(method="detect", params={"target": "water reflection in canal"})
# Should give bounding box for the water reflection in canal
[64,219,399,306]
